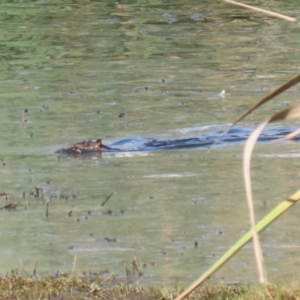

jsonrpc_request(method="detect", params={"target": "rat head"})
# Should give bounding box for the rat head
[96,139,110,150]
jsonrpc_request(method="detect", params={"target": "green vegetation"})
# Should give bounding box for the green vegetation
[2,270,300,300]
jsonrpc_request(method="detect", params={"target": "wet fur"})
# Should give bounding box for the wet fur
[58,139,119,154]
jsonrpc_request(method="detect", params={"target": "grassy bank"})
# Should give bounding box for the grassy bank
[1,270,299,300]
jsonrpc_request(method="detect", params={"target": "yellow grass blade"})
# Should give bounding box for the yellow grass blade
[244,120,268,283]
[219,74,300,141]
[244,105,300,283]
[282,128,300,140]
[176,105,300,300]
[223,0,298,22]
[174,190,300,300]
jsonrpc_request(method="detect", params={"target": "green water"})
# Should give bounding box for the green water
[0,0,300,285]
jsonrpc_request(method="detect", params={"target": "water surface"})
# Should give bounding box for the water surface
[0,0,300,286]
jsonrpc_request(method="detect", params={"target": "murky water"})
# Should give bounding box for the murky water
[1,0,300,286]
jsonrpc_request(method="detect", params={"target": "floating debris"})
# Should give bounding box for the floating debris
[191,13,205,21]
[101,192,113,207]
[33,187,43,198]
[0,193,8,200]
[161,79,166,92]
[45,201,49,217]
[106,18,118,24]
[1,202,20,210]
[33,262,38,278]
[219,89,226,98]
[103,209,112,215]
[132,257,143,277]
[162,12,177,24]
[104,237,116,243]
